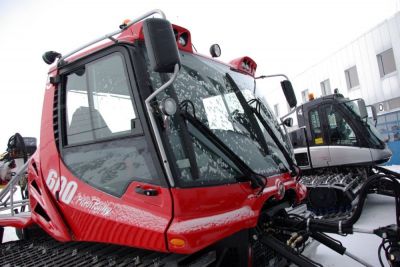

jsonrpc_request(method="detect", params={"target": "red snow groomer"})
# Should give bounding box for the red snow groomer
[0,10,399,267]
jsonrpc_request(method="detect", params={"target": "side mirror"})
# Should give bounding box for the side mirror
[42,51,62,65]
[357,99,368,119]
[281,80,297,108]
[143,18,181,73]
[283,117,293,127]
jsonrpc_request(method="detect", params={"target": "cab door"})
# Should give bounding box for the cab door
[321,104,372,166]
[305,106,332,168]
[53,45,173,251]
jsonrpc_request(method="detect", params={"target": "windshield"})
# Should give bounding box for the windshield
[343,100,385,147]
[228,72,294,158]
[145,50,290,186]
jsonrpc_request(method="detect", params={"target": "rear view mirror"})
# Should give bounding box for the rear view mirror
[357,99,368,119]
[283,117,293,127]
[281,80,297,108]
[143,18,181,73]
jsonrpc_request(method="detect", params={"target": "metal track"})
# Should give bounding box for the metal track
[299,167,367,216]
[0,237,171,267]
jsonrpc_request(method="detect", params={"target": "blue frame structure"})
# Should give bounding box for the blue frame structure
[376,109,400,165]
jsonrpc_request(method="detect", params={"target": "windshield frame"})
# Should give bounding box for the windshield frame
[342,99,385,148]
[140,46,293,187]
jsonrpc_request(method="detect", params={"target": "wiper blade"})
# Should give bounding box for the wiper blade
[225,73,295,175]
[248,98,298,175]
[180,111,264,188]
[225,73,270,156]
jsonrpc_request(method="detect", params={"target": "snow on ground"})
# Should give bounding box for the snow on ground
[1,186,22,243]
[384,165,400,173]
[3,227,17,243]
[312,194,395,267]
[312,165,400,266]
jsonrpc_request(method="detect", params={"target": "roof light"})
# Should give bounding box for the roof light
[178,32,189,47]
[119,19,132,29]
[308,93,315,101]
[209,44,221,58]
[229,56,257,76]
[171,25,193,52]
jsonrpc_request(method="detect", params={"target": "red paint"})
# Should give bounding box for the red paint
[0,214,32,228]
[229,57,258,77]
[0,19,306,258]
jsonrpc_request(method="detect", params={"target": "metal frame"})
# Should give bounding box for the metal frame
[254,73,290,95]
[145,64,180,187]
[59,9,166,64]
[0,162,30,217]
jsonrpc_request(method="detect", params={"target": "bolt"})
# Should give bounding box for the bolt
[253,235,258,241]
[390,254,395,261]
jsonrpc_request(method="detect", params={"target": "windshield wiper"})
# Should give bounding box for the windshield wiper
[225,74,295,175]
[248,98,297,174]
[225,73,271,156]
[180,110,264,189]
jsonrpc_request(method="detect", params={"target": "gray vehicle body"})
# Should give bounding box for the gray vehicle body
[282,93,392,170]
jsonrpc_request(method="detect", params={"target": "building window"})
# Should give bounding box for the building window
[377,48,396,77]
[320,79,331,96]
[344,66,360,89]
[301,89,309,103]
[274,104,280,117]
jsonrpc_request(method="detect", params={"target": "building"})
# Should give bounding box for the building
[292,11,399,113]
[266,11,400,164]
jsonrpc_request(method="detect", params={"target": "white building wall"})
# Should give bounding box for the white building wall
[265,12,400,117]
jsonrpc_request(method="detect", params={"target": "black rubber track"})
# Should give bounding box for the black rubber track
[0,236,172,267]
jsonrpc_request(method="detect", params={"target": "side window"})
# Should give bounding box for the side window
[324,105,358,146]
[309,109,324,145]
[61,52,159,196]
[65,53,139,145]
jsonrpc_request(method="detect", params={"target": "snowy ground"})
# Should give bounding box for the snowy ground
[383,165,400,173]
[312,194,395,267]
[1,166,399,266]
[311,165,399,267]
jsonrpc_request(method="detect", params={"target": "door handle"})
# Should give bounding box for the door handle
[135,186,158,196]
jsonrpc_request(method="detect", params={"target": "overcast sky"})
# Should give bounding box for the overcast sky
[0,0,398,149]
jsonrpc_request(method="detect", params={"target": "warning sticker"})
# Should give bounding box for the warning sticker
[315,137,324,144]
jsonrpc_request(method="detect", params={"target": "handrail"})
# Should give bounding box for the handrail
[0,161,30,216]
[59,9,166,63]
[145,64,180,187]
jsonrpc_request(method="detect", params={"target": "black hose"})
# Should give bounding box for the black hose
[344,173,400,227]
[310,232,346,255]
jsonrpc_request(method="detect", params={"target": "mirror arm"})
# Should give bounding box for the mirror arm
[254,74,290,95]
[145,64,180,187]
[255,74,289,80]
